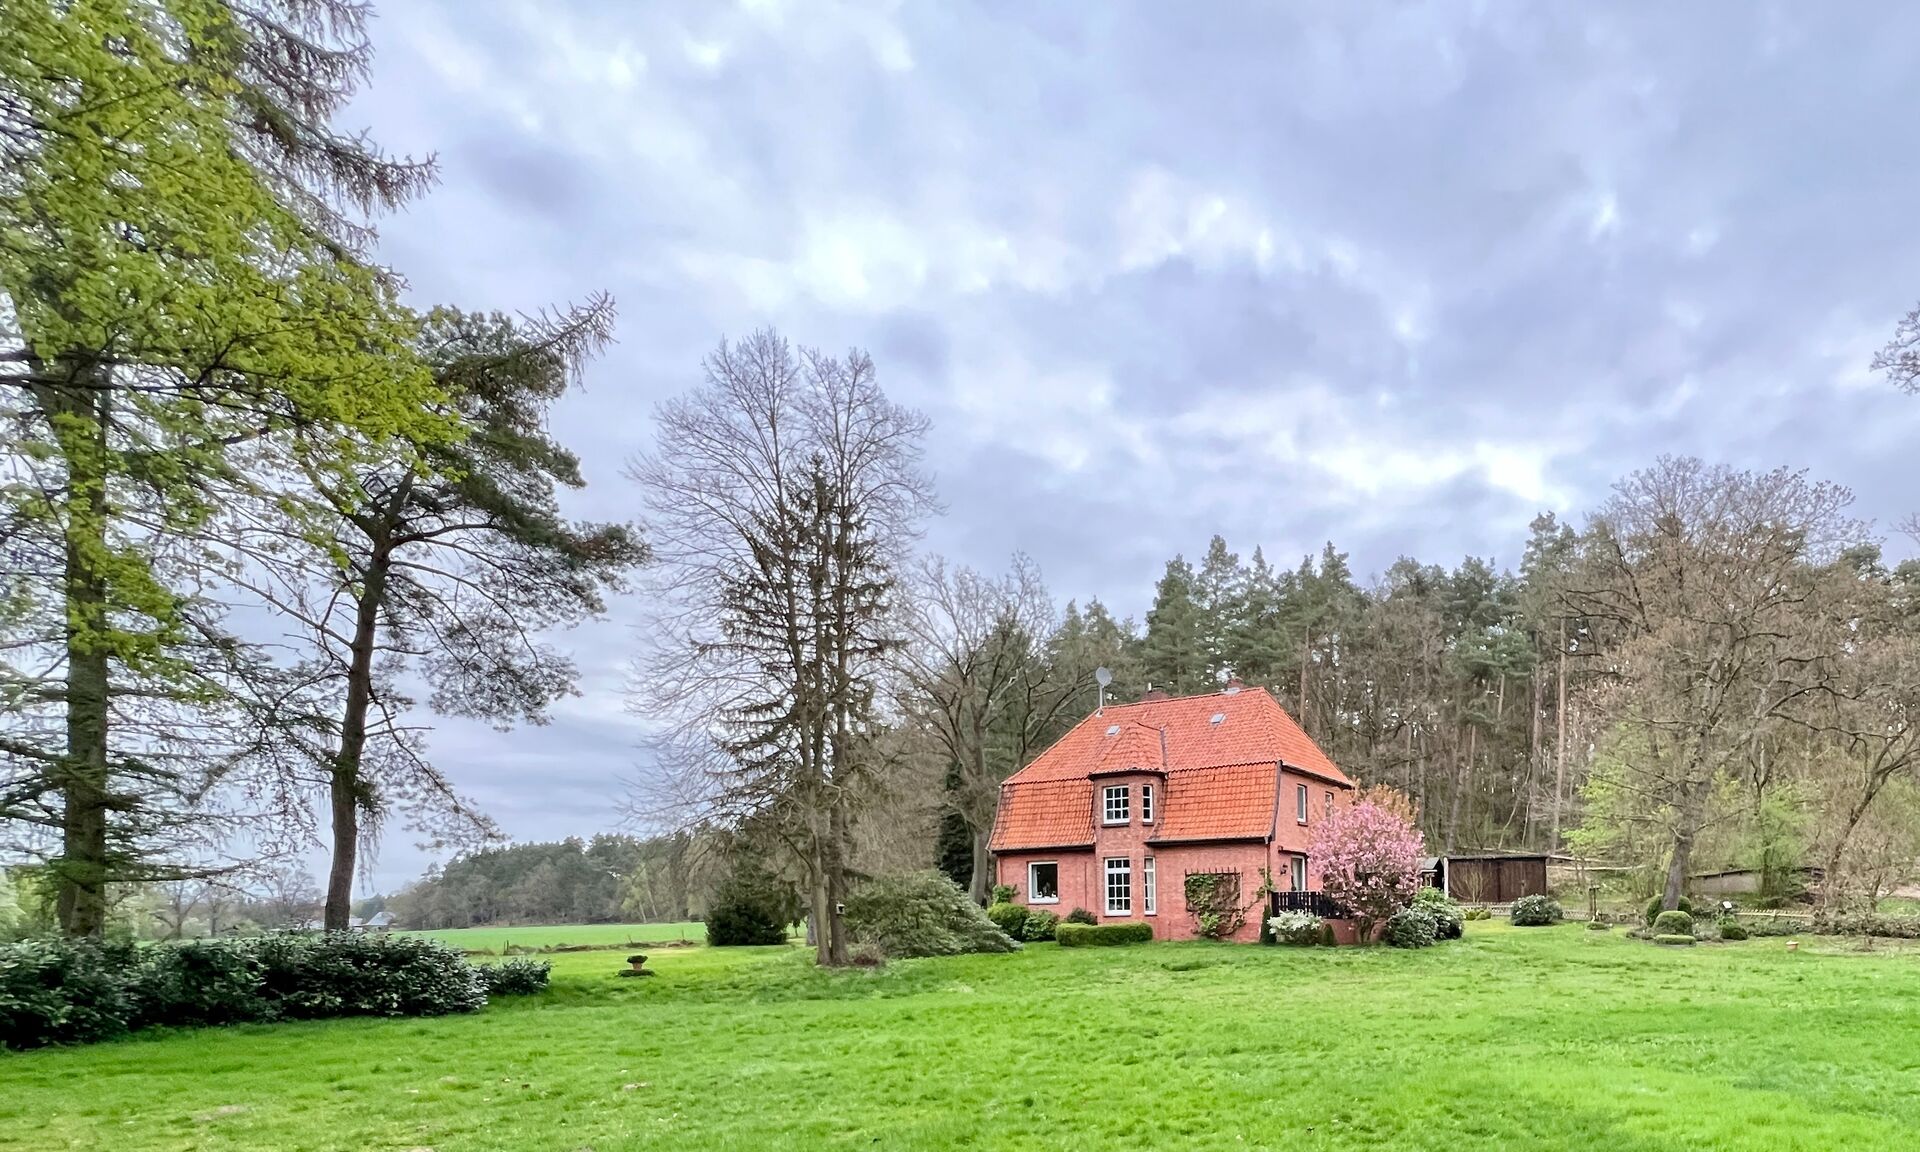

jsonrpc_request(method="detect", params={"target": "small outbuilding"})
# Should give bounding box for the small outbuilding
[1431,854,1550,904]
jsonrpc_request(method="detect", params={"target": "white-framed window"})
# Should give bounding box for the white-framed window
[1102,784,1130,825]
[1143,856,1156,915]
[1290,854,1307,891]
[1104,857,1132,915]
[1324,790,1334,818]
[1296,783,1309,824]
[1141,783,1155,824]
[1028,861,1059,904]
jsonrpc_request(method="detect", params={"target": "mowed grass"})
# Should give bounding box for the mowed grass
[6,924,1920,1151]
[400,921,710,953]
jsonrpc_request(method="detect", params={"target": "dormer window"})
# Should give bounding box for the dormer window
[1102,784,1130,825]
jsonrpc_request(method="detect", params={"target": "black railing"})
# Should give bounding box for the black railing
[1270,890,1349,919]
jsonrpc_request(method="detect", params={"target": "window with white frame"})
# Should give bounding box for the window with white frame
[1104,857,1132,915]
[1290,854,1307,891]
[1143,856,1156,915]
[1028,861,1059,904]
[1296,783,1309,824]
[1102,784,1130,825]
[1141,783,1155,824]
[1324,790,1334,818]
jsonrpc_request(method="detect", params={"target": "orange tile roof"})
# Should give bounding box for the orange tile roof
[989,685,1352,852]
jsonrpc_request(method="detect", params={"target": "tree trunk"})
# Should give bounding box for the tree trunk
[826,801,850,967]
[1525,661,1543,845]
[1661,768,1714,910]
[1549,618,1568,851]
[969,826,992,903]
[326,546,392,931]
[48,371,113,937]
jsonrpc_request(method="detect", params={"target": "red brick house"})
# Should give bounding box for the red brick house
[989,683,1354,942]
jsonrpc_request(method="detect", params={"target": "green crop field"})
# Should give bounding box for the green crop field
[400,921,712,953]
[6,923,1919,1151]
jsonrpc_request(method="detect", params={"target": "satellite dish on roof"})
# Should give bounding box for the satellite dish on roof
[1094,666,1113,714]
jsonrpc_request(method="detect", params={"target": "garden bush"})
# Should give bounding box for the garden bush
[704,859,799,946]
[474,957,551,996]
[843,871,1019,958]
[1644,894,1694,925]
[985,902,1030,940]
[1463,907,1491,921]
[1267,911,1324,946]
[1020,910,1060,942]
[1587,921,1611,931]
[1821,912,1920,939]
[990,884,1015,903]
[1065,907,1099,926]
[1382,906,1438,948]
[1510,895,1563,926]
[1054,922,1154,947]
[1653,933,1696,947]
[1652,910,1695,936]
[1,933,488,1051]
[1717,919,1749,941]
[1411,887,1464,940]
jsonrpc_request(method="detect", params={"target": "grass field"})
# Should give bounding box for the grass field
[400,921,710,953]
[6,923,1920,1151]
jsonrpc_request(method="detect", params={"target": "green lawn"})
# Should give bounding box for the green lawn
[6,924,1920,1151]
[400,921,709,953]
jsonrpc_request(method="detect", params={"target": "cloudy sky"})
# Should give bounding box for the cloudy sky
[339,1,1920,891]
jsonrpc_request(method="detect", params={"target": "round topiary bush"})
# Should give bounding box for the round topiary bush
[1653,933,1696,946]
[1652,910,1694,936]
[1509,894,1564,926]
[1644,894,1694,925]
[1718,919,1749,941]
[1383,906,1438,948]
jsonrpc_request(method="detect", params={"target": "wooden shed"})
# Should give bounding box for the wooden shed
[1437,854,1550,904]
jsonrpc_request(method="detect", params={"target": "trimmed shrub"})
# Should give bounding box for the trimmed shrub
[1,933,487,1051]
[1652,910,1694,936]
[704,859,797,947]
[1462,906,1491,921]
[1267,911,1324,946]
[1741,916,1808,938]
[1021,910,1060,942]
[1411,887,1464,940]
[1587,921,1611,931]
[1509,895,1563,927]
[1653,933,1696,947]
[1383,907,1438,949]
[475,957,551,997]
[843,871,1019,959]
[1644,894,1694,926]
[1055,922,1154,947]
[1064,907,1099,926]
[1718,919,1750,941]
[990,884,1015,904]
[985,902,1030,940]
[0,938,139,1049]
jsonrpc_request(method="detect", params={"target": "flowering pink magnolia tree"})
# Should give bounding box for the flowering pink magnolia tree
[1308,797,1424,943]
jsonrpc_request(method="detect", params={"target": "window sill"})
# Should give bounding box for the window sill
[1028,897,1060,905]
[1102,820,1129,827]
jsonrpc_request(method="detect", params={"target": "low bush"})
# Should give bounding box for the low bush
[843,871,1019,959]
[990,884,1015,904]
[1020,910,1060,942]
[985,902,1030,940]
[1653,933,1696,947]
[1644,894,1694,926]
[1,933,487,1051]
[1510,895,1563,926]
[1411,887,1464,940]
[1267,911,1324,946]
[1717,919,1750,941]
[1652,910,1695,936]
[1463,907,1491,921]
[1587,921,1611,931]
[1383,907,1438,948]
[1054,922,1154,947]
[475,957,551,996]
[1064,907,1099,926]
[1820,912,1920,939]
[1739,916,1808,938]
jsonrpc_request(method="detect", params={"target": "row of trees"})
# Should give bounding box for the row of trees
[387,835,721,931]
[2,1,642,936]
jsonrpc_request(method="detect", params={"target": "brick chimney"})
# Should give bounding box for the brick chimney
[1223,677,1245,695]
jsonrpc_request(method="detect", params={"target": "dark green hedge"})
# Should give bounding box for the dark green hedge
[1055,922,1154,947]
[1,933,490,1051]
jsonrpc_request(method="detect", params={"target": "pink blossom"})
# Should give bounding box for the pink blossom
[1309,798,1424,943]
